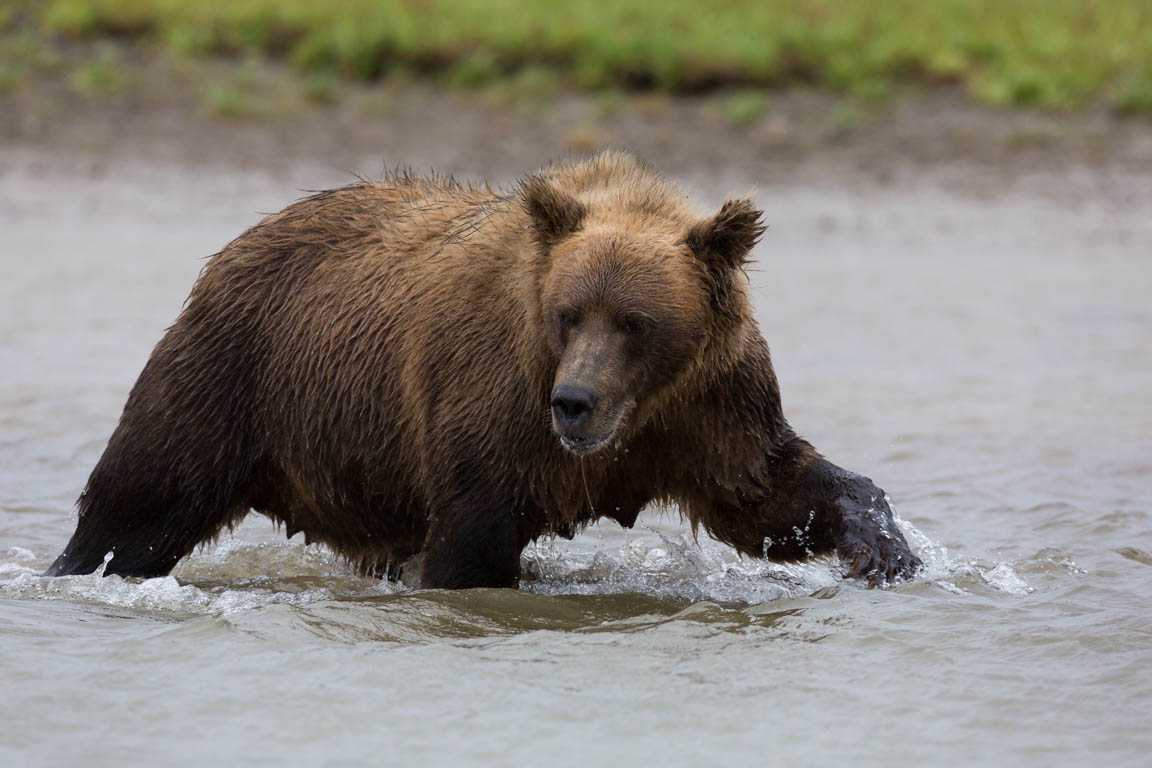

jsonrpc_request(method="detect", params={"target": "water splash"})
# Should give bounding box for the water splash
[0,509,1033,616]
[521,528,842,603]
[0,539,360,618]
[898,512,1033,596]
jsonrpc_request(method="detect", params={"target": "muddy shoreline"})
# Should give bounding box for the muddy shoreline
[5,71,1152,195]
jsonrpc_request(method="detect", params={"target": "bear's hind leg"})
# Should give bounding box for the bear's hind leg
[45,338,257,578]
[44,443,253,578]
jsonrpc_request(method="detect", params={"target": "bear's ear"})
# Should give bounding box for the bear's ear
[685,198,765,269]
[520,174,587,244]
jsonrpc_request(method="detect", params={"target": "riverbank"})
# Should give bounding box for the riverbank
[6,0,1152,112]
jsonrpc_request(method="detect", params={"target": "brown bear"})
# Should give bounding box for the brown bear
[46,151,920,589]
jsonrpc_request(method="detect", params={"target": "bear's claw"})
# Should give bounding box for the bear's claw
[833,478,922,588]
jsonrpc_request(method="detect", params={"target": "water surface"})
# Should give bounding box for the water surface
[1,155,1150,766]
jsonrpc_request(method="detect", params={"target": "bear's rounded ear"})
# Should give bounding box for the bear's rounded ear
[520,174,587,245]
[685,198,765,269]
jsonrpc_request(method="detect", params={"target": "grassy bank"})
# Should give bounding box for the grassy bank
[3,0,1152,112]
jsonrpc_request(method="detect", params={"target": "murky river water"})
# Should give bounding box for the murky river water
[1,152,1150,766]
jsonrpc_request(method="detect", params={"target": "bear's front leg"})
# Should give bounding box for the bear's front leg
[805,455,922,587]
[692,438,921,587]
[419,502,528,589]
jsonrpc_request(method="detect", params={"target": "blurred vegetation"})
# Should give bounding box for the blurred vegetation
[722,91,770,126]
[2,0,1151,112]
[67,51,127,94]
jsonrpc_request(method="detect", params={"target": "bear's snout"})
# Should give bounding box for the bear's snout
[551,385,598,432]
[550,383,622,455]
[549,314,634,455]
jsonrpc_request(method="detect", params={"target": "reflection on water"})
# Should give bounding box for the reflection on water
[1,155,1151,766]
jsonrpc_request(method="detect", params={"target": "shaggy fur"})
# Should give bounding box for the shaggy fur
[46,152,920,588]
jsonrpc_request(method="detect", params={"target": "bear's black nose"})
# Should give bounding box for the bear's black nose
[551,385,597,431]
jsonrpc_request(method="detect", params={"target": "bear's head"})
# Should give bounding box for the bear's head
[522,168,764,456]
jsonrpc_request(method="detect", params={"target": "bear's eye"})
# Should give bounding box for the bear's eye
[621,315,647,336]
[557,311,577,330]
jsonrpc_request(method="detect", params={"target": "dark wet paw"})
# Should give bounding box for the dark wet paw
[839,535,922,588]
[835,483,922,588]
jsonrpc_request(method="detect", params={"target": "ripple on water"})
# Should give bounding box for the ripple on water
[1114,546,1152,566]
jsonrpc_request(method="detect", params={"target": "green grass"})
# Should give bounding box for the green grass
[67,53,126,94]
[4,0,1152,112]
[722,90,769,126]
[204,81,269,117]
[1114,67,1152,114]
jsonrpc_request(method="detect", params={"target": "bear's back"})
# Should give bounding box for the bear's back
[176,177,536,498]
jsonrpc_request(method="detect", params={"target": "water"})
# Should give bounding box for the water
[2,151,1150,766]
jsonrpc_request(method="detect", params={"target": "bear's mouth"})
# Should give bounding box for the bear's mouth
[558,432,612,456]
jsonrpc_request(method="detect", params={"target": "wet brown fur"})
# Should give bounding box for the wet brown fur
[47,152,920,588]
